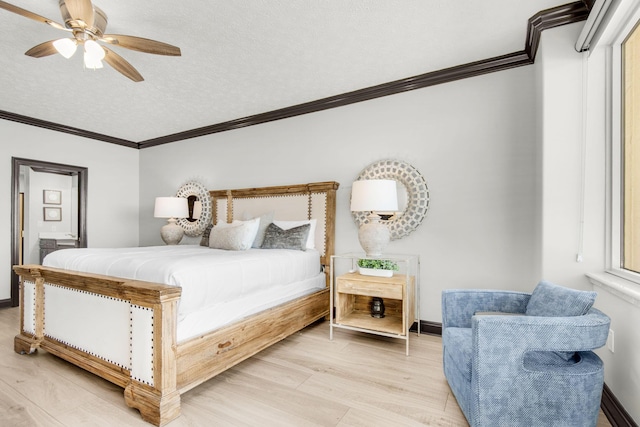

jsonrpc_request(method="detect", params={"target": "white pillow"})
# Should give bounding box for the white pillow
[209,218,260,251]
[272,219,317,249]
[241,211,275,248]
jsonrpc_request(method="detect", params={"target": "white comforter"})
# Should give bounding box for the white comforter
[43,245,323,339]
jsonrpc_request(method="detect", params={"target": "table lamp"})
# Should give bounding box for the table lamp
[154,197,189,245]
[350,179,399,256]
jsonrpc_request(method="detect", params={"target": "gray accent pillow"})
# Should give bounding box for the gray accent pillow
[261,223,310,251]
[525,280,597,362]
[199,224,213,247]
[525,281,596,317]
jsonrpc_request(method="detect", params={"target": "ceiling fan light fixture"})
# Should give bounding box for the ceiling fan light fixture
[83,55,103,69]
[84,39,105,60]
[53,38,77,59]
[83,53,103,69]
[0,0,181,81]
[83,39,105,69]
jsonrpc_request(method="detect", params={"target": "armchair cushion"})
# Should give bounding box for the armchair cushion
[525,280,596,317]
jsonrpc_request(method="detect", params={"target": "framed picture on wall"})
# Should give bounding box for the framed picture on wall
[44,207,62,221]
[43,190,61,205]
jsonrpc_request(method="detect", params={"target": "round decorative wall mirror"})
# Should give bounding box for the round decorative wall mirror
[352,159,429,240]
[176,181,212,237]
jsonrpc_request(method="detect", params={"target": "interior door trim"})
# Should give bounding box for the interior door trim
[10,157,88,307]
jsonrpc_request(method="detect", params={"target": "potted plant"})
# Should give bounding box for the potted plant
[357,258,399,277]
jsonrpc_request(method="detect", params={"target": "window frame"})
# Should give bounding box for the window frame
[606,0,640,283]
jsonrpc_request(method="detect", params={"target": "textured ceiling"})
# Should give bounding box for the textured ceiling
[0,1,578,143]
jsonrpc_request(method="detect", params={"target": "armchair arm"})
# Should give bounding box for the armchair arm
[472,308,610,356]
[442,289,530,329]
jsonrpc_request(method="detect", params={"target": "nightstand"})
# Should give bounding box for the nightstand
[329,253,419,355]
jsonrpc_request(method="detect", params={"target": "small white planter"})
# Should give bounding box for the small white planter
[358,267,394,277]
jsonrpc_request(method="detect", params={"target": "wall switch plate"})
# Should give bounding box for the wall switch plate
[607,329,615,353]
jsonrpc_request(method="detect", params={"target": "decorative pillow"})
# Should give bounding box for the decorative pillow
[272,219,317,249]
[525,280,597,362]
[241,211,274,248]
[261,223,310,251]
[199,224,213,247]
[525,281,596,317]
[208,218,260,251]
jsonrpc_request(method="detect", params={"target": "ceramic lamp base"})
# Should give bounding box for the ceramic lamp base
[160,218,184,245]
[358,214,390,257]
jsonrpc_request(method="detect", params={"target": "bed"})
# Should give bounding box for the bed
[13,181,339,426]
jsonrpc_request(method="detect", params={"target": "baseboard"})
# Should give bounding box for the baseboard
[0,298,12,309]
[601,383,638,427]
[417,320,442,336]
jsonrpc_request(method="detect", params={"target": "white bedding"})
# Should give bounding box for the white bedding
[43,245,325,341]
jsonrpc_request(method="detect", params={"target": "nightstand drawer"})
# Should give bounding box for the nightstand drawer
[336,274,404,300]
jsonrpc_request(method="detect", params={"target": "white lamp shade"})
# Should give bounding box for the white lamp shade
[83,40,105,69]
[84,40,105,60]
[350,179,399,212]
[154,197,189,218]
[53,38,77,59]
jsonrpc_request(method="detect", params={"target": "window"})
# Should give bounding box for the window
[623,21,640,274]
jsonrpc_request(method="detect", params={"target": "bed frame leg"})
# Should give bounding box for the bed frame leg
[15,271,45,355]
[14,334,40,355]
[124,382,181,427]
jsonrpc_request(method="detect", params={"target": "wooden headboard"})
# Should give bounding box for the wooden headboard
[209,181,339,269]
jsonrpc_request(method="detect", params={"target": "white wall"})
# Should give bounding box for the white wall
[140,63,541,323]
[537,22,640,422]
[0,120,141,301]
[536,24,606,287]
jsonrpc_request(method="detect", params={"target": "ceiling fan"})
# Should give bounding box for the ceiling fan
[0,0,181,82]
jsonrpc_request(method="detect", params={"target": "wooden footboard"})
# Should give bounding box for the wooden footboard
[13,264,329,426]
[14,265,182,426]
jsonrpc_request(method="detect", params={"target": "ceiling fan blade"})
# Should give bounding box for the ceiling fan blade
[25,40,59,58]
[64,0,94,28]
[0,0,67,31]
[101,34,181,56]
[102,46,143,82]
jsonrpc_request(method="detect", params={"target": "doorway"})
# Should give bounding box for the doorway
[10,157,88,307]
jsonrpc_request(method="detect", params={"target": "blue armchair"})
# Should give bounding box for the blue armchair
[442,281,610,427]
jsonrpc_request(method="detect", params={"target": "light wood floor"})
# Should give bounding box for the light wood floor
[0,307,612,426]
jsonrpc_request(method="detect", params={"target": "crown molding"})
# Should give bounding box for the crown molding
[138,50,534,149]
[0,1,592,149]
[0,110,138,148]
[526,0,593,60]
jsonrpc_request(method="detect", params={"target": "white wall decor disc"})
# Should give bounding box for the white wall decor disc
[176,181,212,237]
[352,159,429,240]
